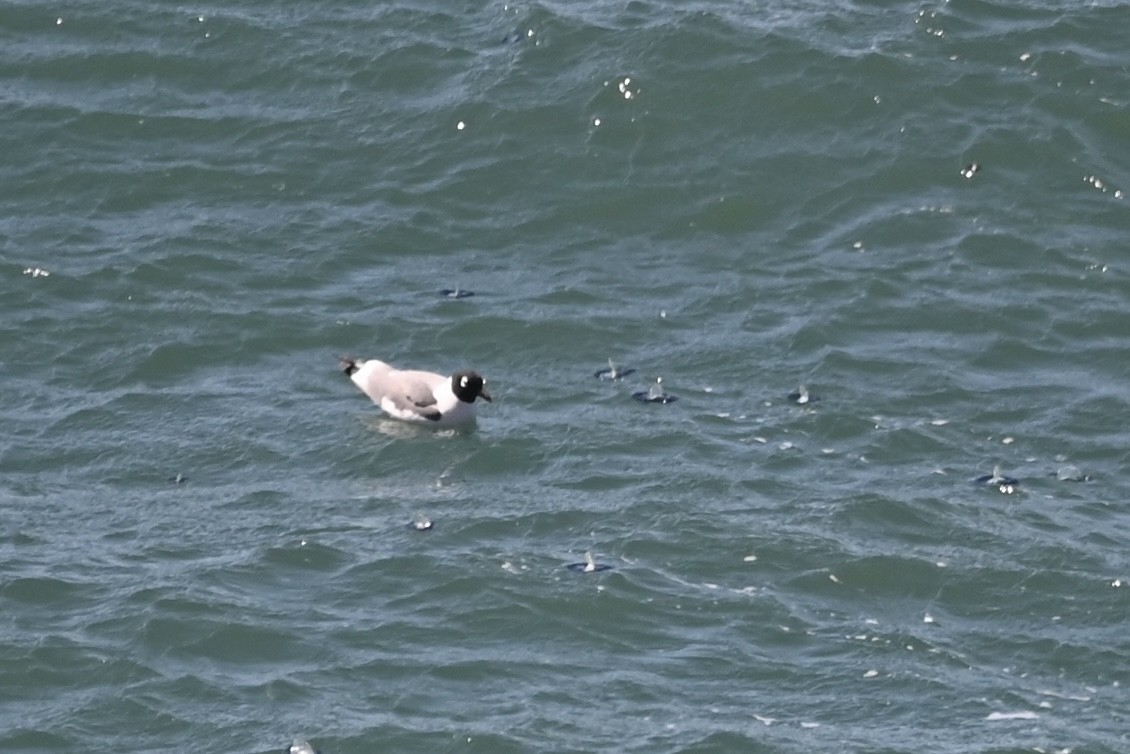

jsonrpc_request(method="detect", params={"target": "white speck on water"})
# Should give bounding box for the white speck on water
[985,711,1039,721]
[923,613,935,624]
[593,117,601,126]
[829,573,840,583]
[743,554,757,562]
[800,722,820,729]
[1002,436,1014,444]
[456,121,465,130]
[23,267,51,278]
[751,436,767,444]
[752,714,776,726]
[1020,52,1032,61]
[930,418,949,426]
[863,669,879,678]
[1113,579,1123,587]
[56,17,63,25]
[853,240,864,250]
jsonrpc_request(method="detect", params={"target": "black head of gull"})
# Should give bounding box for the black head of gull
[450,370,491,404]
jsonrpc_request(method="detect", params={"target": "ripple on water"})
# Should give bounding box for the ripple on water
[1,575,86,605]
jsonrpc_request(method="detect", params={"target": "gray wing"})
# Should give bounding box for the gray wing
[386,371,444,420]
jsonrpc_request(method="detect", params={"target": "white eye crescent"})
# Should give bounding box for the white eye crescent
[460,376,469,387]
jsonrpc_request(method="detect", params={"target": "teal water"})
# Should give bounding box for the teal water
[2,1,1129,752]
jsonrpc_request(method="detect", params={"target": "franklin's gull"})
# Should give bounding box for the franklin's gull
[341,357,491,426]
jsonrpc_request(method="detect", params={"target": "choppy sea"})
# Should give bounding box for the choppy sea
[2,1,1129,752]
